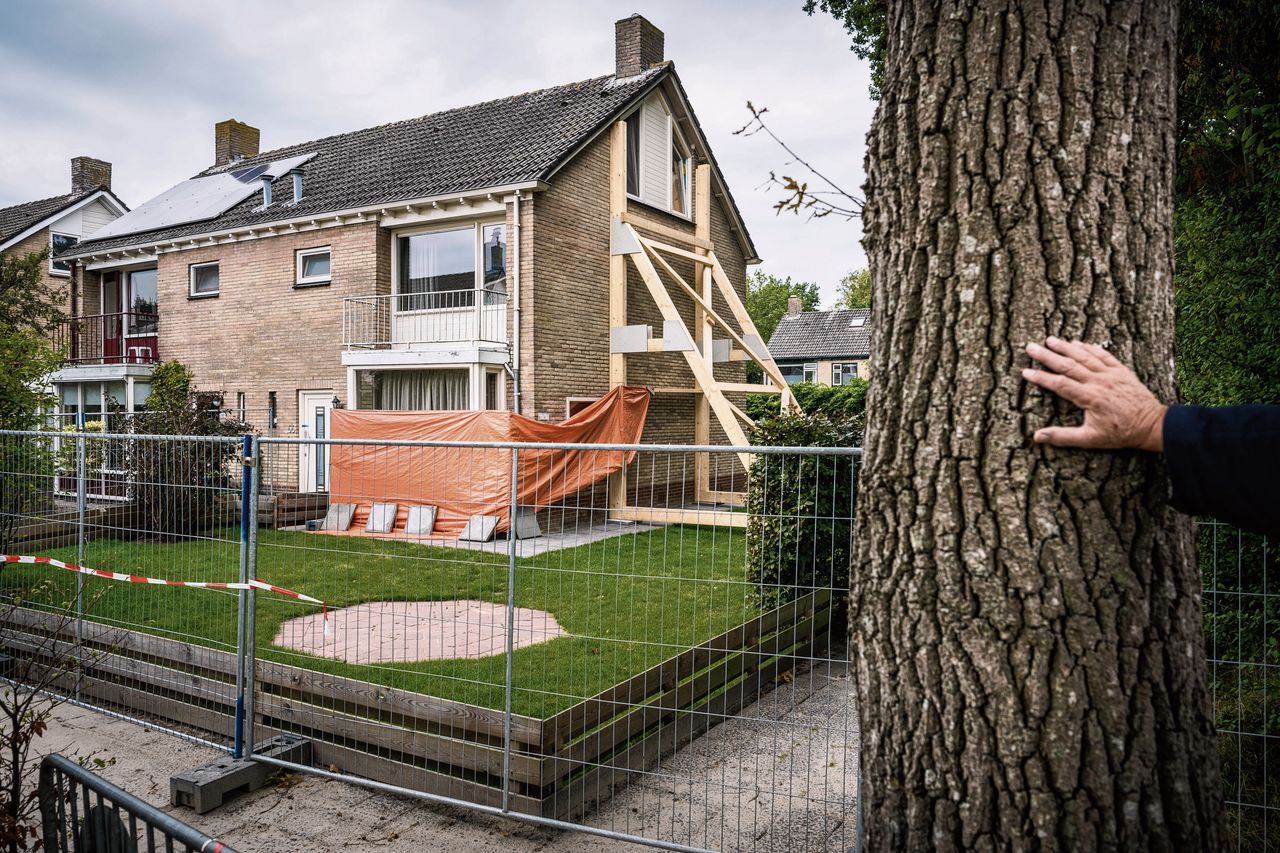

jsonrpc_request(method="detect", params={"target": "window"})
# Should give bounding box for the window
[189,262,219,297]
[625,95,694,217]
[780,364,805,386]
[671,130,691,215]
[396,223,507,311]
[485,371,499,410]
[296,247,331,286]
[127,269,157,334]
[625,113,641,196]
[50,232,77,276]
[803,363,817,384]
[832,362,859,386]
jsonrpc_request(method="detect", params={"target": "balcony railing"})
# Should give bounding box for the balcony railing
[54,312,160,365]
[343,289,508,350]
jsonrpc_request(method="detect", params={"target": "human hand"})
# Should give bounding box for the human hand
[1021,337,1167,451]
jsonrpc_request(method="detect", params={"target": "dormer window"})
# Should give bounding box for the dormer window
[625,94,693,217]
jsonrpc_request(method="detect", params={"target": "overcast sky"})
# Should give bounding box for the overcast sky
[0,1,875,305]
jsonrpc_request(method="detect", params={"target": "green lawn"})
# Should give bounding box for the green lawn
[5,526,755,718]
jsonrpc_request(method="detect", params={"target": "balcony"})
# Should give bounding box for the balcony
[54,312,159,366]
[343,290,508,350]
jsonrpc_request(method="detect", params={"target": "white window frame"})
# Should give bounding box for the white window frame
[189,261,220,298]
[624,94,694,221]
[803,363,817,384]
[295,246,332,287]
[390,219,505,314]
[49,231,77,277]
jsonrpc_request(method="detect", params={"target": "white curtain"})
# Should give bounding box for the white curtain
[378,370,469,410]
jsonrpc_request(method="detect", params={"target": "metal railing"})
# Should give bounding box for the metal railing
[53,313,160,365]
[343,289,508,349]
[38,753,239,853]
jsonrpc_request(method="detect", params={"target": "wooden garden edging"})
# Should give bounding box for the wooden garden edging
[0,588,832,819]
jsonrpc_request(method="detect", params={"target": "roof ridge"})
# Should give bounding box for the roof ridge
[199,70,652,178]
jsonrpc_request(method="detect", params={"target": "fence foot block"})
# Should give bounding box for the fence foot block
[170,736,310,814]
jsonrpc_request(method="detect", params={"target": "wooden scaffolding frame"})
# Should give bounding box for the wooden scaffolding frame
[603,121,798,526]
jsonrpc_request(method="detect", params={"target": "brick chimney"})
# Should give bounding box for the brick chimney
[787,296,802,317]
[214,119,260,167]
[71,157,111,194]
[615,15,664,79]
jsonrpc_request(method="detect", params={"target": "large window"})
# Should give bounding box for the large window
[358,369,469,411]
[50,233,77,276]
[189,262,219,297]
[127,269,157,334]
[397,223,507,311]
[780,364,805,386]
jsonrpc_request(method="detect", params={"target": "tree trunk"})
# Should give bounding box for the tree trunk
[852,1,1223,850]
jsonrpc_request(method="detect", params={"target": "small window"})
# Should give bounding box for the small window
[189,262,219,297]
[625,113,641,197]
[671,130,691,215]
[296,247,331,286]
[803,363,817,384]
[832,363,859,386]
[50,232,77,276]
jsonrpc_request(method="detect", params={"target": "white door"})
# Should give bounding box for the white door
[298,391,333,493]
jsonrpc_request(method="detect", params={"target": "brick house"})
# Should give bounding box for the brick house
[0,156,127,323]
[768,298,872,387]
[58,16,783,496]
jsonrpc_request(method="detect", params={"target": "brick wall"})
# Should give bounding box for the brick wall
[153,222,380,434]
[3,227,74,316]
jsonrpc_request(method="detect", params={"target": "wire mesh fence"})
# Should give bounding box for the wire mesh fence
[0,425,1271,851]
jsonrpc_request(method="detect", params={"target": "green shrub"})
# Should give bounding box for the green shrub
[745,412,860,614]
[746,378,869,422]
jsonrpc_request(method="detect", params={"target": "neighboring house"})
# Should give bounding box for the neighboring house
[0,155,128,326]
[56,16,768,494]
[768,297,872,387]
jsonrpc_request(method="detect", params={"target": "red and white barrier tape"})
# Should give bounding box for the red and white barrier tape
[1,555,328,632]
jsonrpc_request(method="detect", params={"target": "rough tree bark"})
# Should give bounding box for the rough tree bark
[852,1,1224,850]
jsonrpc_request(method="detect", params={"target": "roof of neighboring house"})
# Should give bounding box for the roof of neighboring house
[68,64,756,260]
[768,308,872,360]
[0,191,90,247]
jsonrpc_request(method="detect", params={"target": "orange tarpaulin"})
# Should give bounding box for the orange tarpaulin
[324,386,651,539]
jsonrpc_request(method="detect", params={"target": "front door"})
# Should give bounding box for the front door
[298,391,333,493]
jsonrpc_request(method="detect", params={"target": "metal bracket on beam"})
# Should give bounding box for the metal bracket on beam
[610,324,652,353]
[610,217,643,256]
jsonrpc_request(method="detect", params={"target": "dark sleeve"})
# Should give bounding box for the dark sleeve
[1163,404,1280,537]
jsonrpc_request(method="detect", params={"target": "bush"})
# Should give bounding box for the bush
[746,379,869,422]
[128,361,246,537]
[745,412,860,614]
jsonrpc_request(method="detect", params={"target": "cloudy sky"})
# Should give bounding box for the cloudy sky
[0,1,875,305]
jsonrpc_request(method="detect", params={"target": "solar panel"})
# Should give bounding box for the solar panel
[88,152,317,242]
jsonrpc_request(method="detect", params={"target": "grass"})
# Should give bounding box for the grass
[3,525,756,718]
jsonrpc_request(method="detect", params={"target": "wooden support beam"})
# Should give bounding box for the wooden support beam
[626,243,753,470]
[694,164,713,503]
[608,121,628,512]
[707,250,800,412]
[717,382,782,394]
[619,212,714,251]
[609,506,747,528]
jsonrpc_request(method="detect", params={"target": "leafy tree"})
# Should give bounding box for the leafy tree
[854,1,1221,848]
[745,271,820,383]
[129,361,246,537]
[746,379,867,422]
[803,0,887,100]
[0,249,64,552]
[834,268,871,309]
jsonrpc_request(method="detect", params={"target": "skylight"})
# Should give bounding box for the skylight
[850,316,867,327]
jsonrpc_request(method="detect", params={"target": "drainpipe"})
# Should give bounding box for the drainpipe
[511,189,523,414]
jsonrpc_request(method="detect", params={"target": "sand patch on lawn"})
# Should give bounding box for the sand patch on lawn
[272,600,566,664]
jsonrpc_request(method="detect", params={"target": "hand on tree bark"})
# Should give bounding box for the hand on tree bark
[1022,337,1168,451]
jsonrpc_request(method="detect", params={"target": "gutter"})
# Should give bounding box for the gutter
[511,189,523,414]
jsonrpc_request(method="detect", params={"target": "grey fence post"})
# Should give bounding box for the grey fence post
[234,434,252,758]
[74,412,86,699]
[501,445,519,813]
[244,435,261,759]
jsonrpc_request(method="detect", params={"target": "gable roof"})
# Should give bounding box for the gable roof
[768,308,872,360]
[0,188,130,252]
[71,66,721,258]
